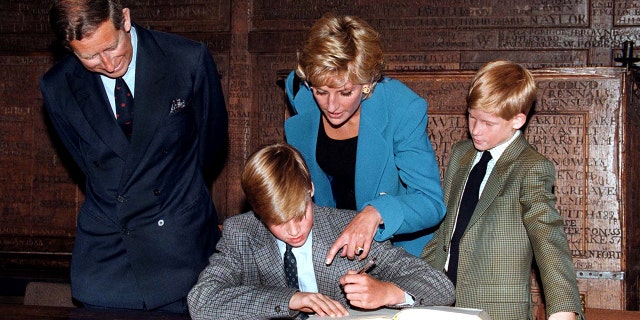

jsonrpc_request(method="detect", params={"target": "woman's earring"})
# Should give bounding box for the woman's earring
[362,86,371,94]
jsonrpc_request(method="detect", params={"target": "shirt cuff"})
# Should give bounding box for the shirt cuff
[392,292,414,307]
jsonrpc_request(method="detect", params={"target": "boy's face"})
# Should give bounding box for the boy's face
[468,109,526,151]
[267,200,314,248]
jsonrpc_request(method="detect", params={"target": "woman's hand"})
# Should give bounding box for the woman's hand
[325,206,382,264]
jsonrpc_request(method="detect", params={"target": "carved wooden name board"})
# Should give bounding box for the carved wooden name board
[0,55,77,273]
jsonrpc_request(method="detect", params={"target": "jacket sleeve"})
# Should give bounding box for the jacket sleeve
[193,43,228,176]
[187,218,299,320]
[40,74,87,175]
[521,159,584,319]
[370,236,455,307]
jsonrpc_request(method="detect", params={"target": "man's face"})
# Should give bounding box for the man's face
[467,109,525,151]
[69,8,133,79]
[267,200,314,248]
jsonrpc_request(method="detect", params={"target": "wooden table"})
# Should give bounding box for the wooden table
[586,308,640,320]
[0,304,191,319]
[2,304,640,319]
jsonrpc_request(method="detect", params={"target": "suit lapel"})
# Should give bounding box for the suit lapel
[130,26,170,150]
[252,223,288,287]
[467,134,529,228]
[354,98,389,207]
[312,206,345,296]
[68,66,130,160]
[445,146,477,238]
[312,207,334,294]
[121,25,171,181]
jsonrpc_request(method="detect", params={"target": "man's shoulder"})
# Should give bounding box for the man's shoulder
[141,25,203,52]
[41,54,82,84]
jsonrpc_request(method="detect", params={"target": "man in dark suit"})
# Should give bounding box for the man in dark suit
[187,144,455,320]
[39,0,228,313]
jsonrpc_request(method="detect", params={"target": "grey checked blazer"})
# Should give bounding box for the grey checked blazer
[422,134,584,320]
[188,204,455,320]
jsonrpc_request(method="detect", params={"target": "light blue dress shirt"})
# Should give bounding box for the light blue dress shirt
[276,232,319,293]
[101,26,138,117]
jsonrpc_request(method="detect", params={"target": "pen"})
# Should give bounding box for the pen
[357,258,377,274]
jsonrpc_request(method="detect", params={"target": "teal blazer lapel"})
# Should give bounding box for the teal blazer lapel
[285,111,336,206]
[354,101,389,207]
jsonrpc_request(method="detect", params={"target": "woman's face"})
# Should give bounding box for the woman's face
[311,79,364,128]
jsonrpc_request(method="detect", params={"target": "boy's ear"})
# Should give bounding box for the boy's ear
[512,113,527,130]
[310,182,315,197]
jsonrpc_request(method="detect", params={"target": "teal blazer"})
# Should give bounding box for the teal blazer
[284,72,445,255]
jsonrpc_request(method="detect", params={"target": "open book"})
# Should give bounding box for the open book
[311,306,491,320]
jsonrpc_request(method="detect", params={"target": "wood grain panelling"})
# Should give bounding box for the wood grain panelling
[2,0,640,311]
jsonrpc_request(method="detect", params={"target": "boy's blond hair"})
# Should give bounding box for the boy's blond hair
[241,143,313,225]
[467,60,537,120]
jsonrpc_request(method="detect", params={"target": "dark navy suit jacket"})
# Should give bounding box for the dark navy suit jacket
[39,23,227,310]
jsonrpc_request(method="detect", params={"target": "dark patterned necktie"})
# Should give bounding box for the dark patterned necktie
[447,151,492,286]
[114,77,134,139]
[284,244,299,289]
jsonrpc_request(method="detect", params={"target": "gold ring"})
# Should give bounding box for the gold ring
[356,247,364,255]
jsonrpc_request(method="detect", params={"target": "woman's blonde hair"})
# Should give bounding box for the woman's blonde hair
[467,60,537,120]
[241,144,313,225]
[296,13,384,90]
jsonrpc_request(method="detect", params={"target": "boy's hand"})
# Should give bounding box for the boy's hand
[340,271,405,309]
[325,206,382,264]
[289,292,349,317]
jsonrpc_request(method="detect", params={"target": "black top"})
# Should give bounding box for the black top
[316,119,358,210]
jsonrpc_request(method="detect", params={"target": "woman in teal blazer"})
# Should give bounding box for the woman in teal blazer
[284,13,445,259]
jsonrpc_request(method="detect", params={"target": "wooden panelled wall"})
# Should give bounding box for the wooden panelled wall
[2,0,640,311]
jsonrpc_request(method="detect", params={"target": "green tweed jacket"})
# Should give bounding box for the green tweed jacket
[422,134,584,320]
